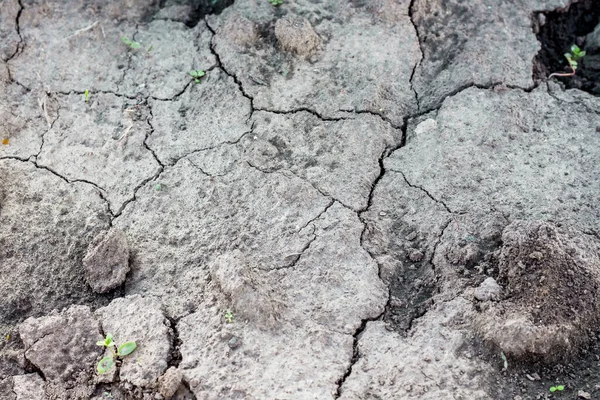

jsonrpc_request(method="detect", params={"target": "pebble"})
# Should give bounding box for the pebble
[578,390,591,399]
[474,277,502,301]
[228,336,242,350]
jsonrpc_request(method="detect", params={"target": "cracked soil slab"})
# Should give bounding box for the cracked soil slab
[4,0,600,399]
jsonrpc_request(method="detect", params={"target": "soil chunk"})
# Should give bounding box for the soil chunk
[274,16,321,57]
[83,228,130,294]
[476,220,600,361]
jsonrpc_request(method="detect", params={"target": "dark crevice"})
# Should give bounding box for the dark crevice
[277,233,318,270]
[166,316,183,368]
[334,310,385,399]
[396,171,452,214]
[204,20,255,116]
[5,0,24,65]
[408,0,423,112]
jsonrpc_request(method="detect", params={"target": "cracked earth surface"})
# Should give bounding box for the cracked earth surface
[2,0,600,399]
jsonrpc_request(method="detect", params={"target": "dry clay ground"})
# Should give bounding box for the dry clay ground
[1,0,600,399]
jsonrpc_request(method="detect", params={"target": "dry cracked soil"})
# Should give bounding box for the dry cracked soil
[2,0,600,399]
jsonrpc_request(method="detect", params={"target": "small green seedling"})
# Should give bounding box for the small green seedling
[147,45,153,53]
[84,89,89,103]
[549,44,586,79]
[189,70,205,83]
[268,0,283,5]
[96,333,137,374]
[549,385,565,393]
[500,352,508,370]
[121,36,141,49]
[154,183,162,191]
[225,310,234,323]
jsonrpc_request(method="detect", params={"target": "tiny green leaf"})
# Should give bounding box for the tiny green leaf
[121,36,132,45]
[130,42,141,49]
[117,341,137,356]
[557,385,564,391]
[571,44,580,53]
[147,45,153,52]
[564,53,572,59]
[97,356,114,374]
[579,51,586,57]
[550,387,557,392]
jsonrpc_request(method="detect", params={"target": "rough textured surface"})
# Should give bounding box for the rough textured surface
[0,82,58,159]
[209,1,419,125]
[476,220,600,360]
[120,19,216,99]
[4,0,600,398]
[19,306,102,383]
[0,160,110,332]
[0,0,21,62]
[147,69,251,164]
[177,203,386,398]
[339,299,492,399]
[411,0,570,110]
[37,93,161,214]
[96,295,171,388]
[83,228,130,293]
[243,111,399,211]
[12,374,45,400]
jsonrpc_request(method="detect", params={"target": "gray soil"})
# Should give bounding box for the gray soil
[1,0,600,399]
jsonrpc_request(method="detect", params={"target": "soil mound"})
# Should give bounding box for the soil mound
[476,220,600,361]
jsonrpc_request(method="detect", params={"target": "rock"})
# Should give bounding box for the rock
[476,221,600,360]
[96,295,171,388]
[474,278,501,302]
[19,306,102,382]
[83,228,130,293]
[227,336,241,350]
[578,390,591,399]
[12,374,45,400]
[158,367,183,399]
[274,16,321,57]
[218,13,259,48]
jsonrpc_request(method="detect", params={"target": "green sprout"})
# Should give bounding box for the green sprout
[549,44,586,79]
[189,70,205,83]
[84,89,89,103]
[224,310,234,323]
[96,333,137,374]
[268,0,283,5]
[147,45,153,53]
[500,352,508,370]
[549,385,565,393]
[121,36,141,49]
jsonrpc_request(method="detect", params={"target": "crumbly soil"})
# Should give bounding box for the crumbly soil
[2,0,600,399]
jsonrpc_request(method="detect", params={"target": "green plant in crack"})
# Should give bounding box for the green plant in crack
[268,0,283,5]
[121,36,141,49]
[549,44,586,79]
[189,69,206,83]
[96,333,137,374]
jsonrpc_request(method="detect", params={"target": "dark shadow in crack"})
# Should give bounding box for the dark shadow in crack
[158,0,235,27]
[533,0,600,95]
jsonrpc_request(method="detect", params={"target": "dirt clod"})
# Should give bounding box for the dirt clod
[158,367,183,399]
[274,16,321,57]
[83,228,130,294]
[476,220,600,361]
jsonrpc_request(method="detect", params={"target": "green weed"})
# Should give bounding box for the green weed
[96,333,137,374]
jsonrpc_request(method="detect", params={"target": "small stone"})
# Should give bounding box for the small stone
[474,277,502,301]
[158,367,183,399]
[578,390,591,399]
[82,228,130,293]
[408,249,424,262]
[405,231,418,241]
[228,336,242,350]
